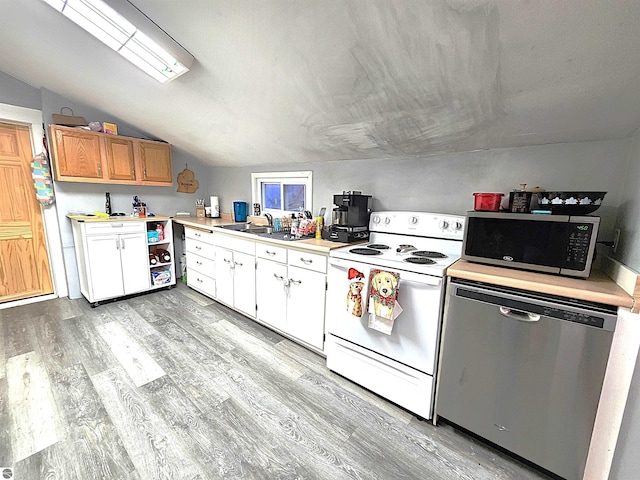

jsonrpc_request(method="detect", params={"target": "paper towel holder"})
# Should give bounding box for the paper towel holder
[210,195,221,218]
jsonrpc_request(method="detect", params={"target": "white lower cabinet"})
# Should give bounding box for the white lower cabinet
[181,226,328,351]
[185,227,217,298]
[256,244,327,350]
[72,221,150,305]
[215,247,256,317]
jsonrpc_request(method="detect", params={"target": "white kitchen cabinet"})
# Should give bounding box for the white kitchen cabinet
[71,221,150,305]
[185,227,217,298]
[256,243,327,351]
[215,236,256,317]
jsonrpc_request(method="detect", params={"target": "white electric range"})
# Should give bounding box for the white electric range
[325,211,465,419]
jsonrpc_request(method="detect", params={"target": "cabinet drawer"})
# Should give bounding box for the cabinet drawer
[185,227,216,245]
[83,221,145,235]
[188,252,215,276]
[187,268,216,298]
[256,242,287,263]
[186,237,216,259]
[288,250,327,273]
[215,233,255,255]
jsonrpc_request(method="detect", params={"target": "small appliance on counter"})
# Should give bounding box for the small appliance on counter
[462,211,600,278]
[322,191,372,242]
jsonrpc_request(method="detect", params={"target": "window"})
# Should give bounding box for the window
[251,171,312,216]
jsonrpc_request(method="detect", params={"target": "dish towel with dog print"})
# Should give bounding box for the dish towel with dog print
[367,268,403,335]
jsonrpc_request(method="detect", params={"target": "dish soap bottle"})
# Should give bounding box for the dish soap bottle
[105,192,112,215]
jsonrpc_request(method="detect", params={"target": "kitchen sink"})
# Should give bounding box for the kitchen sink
[218,223,307,241]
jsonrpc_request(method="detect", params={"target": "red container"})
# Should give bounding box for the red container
[473,193,504,211]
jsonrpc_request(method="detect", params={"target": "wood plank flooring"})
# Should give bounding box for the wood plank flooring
[0,284,552,479]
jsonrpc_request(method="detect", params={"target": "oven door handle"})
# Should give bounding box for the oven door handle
[329,257,442,286]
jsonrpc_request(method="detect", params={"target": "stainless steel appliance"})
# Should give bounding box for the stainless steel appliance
[462,211,600,278]
[436,279,617,480]
[325,211,465,419]
[322,191,372,242]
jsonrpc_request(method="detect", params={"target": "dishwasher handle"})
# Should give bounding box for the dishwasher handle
[499,306,540,322]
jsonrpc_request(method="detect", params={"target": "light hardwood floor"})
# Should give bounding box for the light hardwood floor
[0,284,552,479]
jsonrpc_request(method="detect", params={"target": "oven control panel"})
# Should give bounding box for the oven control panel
[370,211,465,240]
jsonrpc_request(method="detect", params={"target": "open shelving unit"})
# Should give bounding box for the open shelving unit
[146,219,176,289]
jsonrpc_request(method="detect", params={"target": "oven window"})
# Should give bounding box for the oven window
[465,218,569,267]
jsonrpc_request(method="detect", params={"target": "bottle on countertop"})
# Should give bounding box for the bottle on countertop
[105,192,112,215]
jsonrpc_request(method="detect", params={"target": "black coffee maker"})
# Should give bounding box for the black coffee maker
[322,191,372,242]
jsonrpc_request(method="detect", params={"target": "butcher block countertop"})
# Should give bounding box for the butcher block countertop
[172,215,352,253]
[67,214,172,222]
[447,259,634,309]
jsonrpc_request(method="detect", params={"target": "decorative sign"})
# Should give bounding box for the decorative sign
[177,164,199,193]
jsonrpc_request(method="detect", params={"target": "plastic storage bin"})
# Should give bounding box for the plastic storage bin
[473,193,504,211]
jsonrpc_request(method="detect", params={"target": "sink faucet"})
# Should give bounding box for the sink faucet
[264,213,273,228]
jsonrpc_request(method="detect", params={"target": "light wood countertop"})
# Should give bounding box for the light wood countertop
[67,214,172,222]
[447,259,634,308]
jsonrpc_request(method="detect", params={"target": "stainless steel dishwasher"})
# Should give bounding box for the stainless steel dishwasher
[435,278,617,480]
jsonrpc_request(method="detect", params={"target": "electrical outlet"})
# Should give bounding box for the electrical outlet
[613,228,621,252]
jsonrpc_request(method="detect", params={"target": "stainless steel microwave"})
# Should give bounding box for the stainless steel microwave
[461,212,600,278]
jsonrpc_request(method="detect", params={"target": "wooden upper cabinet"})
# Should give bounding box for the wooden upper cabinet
[48,125,172,186]
[50,126,103,180]
[137,140,173,185]
[104,135,136,181]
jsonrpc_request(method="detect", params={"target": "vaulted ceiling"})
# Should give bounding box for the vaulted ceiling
[1,0,640,166]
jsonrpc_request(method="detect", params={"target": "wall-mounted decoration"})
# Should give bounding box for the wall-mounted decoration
[177,164,199,193]
[31,152,55,206]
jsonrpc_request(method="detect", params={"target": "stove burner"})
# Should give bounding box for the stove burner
[367,244,390,250]
[412,251,447,258]
[350,248,382,256]
[404,257,436,265]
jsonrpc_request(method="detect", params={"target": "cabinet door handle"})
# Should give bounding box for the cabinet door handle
[197,278,203,283]
[121,239,125,249]
[97,162,102,176]
[143,166,147,180]
[196,260,203,266]
[116,239,120,250]
[195,245,202,250]
[195,232,201,237]
[266,250,276,256]
[223,258,231,264]
[274,274,284,281]
[234,261,243,267]
[300,257,313,265]
[289,278,301,285]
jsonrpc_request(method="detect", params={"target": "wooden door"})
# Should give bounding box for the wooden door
[0,123,53,303]
[104,136,136,181]
[49,125,103,180]
[138,141,172,184]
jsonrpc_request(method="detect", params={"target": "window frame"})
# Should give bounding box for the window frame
[251,171,313,217]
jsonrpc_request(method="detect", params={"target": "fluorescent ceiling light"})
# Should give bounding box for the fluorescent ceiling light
[41,0,193,83]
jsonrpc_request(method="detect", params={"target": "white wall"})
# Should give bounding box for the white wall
[209,138,631,243]
[609,128,640,479]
